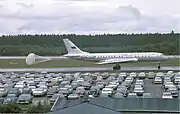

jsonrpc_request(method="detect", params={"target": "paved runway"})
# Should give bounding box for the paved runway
[0,66,179,72]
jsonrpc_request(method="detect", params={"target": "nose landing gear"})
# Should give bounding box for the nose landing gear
[113,64,121,70]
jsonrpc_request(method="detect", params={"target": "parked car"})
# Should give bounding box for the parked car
[156,72,164,78]
[75,87,86,96]
[8,88,21,97]
[79,81,91,90]
[64,85,73,94]
[116,87,128,97]
[147,72,155,79]
[153,77,162,84]
[50,94,62,104]
[142,93,152,98]
[0,88,8,97]
[68,94,80,100]
[134,87,144,96]
[138,72,146,79]
[32,88,46,96]
[128,93,138,98]
[135,80,144,87]
[125,77,134,84]
[3,94,18,104]
[71,81,79,90]
[96,81,104,89]
[162,92,173,99]
[114,92,124,98]
[101,88,113,96]
[163,82,174,90]
[59,87,70,97]
[129,72,137,78]
[166,86,178,98]
[0,97,4,104]
[17,94,33,104]
[174,76,180,84]
[22,88,32,94]
[177,82,180,90]
[90,86,100,97]
[47,88,58,97]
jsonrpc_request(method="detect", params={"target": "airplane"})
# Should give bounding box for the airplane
[26,39,168,70]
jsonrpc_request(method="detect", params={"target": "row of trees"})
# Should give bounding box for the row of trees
[0,33,179,56]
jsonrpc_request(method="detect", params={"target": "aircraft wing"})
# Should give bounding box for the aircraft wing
[95,58,138,64]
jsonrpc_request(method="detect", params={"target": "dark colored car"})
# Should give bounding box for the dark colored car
[0,97,4,104]
[0,88,8,97]
[3,94,18,104]
[116,87,128,97]
[8,88,21,97]
[114,92,124,98]
[47,88,58,97]
[17,94,33,104]
[90,86,100,97]
[22,88,32,94]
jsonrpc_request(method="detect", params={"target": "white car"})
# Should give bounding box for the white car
[164,82,174,90]
[125,77,134,84]
[162,92,173,99]
[156,72,164,78]
[134,87,144,96]
[177,82,180,90]
[174,76,180,84]
[147,72,155,79]
[138,72,146,79]
[166,71,174,77]
[154,77,162,84]
[134,84,143,89]
[101,88,113,96]
[75,86,85,95]
[68,94,80,100]
[76,78,84,83]
[129,72,137,78]
[32,88,46,96]
[135,80,144,86]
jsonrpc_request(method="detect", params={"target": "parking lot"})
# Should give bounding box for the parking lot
[0,71,180,106]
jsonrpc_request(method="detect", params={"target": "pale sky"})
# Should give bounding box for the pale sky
[0,0,179,35]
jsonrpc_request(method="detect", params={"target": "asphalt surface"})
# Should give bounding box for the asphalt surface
[143,79,163,98]
[0,66,179,73]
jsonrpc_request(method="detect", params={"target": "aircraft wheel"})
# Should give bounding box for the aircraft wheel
[158,63,161,69]
[113,64,121,70]
[158,65,161,69]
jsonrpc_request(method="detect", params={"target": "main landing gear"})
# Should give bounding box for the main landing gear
[113,64,121,70]
[158,63,161,69]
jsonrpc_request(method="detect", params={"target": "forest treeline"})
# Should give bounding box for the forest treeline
[0,33,179,56]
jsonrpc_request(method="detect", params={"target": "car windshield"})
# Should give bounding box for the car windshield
[20,95,30,99]
[7,94,16,98]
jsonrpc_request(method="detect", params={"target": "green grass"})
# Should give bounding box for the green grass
[0,58,179,68]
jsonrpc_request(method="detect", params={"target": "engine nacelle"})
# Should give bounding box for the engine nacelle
[26,53,52,65]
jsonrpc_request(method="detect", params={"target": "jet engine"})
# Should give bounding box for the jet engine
[25,53,52,65]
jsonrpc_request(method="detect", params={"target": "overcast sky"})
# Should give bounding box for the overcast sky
[0,0,179,35]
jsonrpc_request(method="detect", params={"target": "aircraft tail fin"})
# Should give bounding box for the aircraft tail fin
[63,39,87,54]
